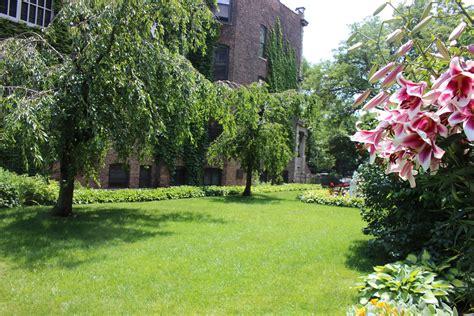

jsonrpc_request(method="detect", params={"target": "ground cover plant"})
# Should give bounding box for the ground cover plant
[299,188,364,208]
[0,191,374,314]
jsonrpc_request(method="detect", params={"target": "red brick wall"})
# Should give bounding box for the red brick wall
[218,0,305,84]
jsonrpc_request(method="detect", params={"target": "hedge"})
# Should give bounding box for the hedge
[0,168,319,208]
[72,184,319,205]
[299,189,364,208]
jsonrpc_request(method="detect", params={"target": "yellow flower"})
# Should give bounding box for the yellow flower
[370,298,379,305]
[357,307,366,316]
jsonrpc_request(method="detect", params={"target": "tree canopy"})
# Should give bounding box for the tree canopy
[0,0,219,216]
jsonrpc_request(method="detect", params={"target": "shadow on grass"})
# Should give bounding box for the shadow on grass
[344,239,389,274]
[0,207,226,269]
[210,193,287,205]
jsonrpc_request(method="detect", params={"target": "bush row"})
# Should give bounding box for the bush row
[0,168,57,208]
[0,168,319,208]
[299,189,364,208]
[73,184,319,205]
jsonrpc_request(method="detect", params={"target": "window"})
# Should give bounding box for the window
[108,163,129,188]
[213,44,229,81]
[236,169,244,180]
[173,166,187,186]
[259,25,267,58]
[0,0,53,27]
[139,165,152,188]
[203,168,222,186]
[214,0,231,23]
[207,120,223,143]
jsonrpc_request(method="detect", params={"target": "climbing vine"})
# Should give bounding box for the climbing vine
[266,19,299,93]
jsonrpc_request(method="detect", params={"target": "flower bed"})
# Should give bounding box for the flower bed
[299,188,364,208]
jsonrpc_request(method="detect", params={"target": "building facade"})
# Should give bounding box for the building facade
[1,0,312,188]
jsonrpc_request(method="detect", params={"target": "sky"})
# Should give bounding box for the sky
[280,0,474,64]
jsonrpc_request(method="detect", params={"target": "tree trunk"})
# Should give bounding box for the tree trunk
[243,163,253,196]
[52,150,76,217]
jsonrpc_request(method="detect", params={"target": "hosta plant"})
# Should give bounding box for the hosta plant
[354,251,461,308]
[347,298,458,316]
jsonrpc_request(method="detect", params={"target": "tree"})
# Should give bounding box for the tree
[208,84,295,196]
[0,0,218,216]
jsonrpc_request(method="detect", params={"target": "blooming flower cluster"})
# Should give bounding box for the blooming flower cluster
[351,56,473,187]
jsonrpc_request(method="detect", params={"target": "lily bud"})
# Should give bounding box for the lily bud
[386,29,404,43]
[353,89,372,108]
[411,16,432,35]
[467,44,474,55]
[348,42,363,52]
[369,62,395,83]
[435,39,450,60]
[395,40,414,57]
[363,91,390,110]
[382,64,403,88]
[448,21,467,42]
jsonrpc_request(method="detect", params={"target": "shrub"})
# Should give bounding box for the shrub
[299,188,364,208]
[0,168,57,208]
[73,183,319,205]
[354,251,463,309]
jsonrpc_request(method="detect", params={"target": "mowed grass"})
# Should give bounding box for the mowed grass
[0,191,381,315]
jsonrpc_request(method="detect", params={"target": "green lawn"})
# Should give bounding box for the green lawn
[0,191,381,314]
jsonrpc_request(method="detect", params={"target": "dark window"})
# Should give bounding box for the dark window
[214,0,231,23]
[173,166,187,186]
[139,165,152,188]
[236,169,244,180]
[108,163,129,188]
[207,120,223,143]
[203,168,222,186]
[0,0,7,14]
[17,0,53,27]
[259,25,267,58]
[213,45,229,81]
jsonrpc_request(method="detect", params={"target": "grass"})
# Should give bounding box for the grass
[0,191,384,314]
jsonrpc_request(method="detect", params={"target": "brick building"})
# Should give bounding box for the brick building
[1,0,312,188]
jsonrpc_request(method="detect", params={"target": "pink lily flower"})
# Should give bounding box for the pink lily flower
[390,74,427,118]
[386,155,417,188]
[438,57,474,108]
[408,112,448,142]
[448,99,474,141]
[395,40,414,57]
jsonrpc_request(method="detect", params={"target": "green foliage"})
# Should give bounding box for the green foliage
[266,19,298,93]
[0,168,57,208]
[354,252,460,308]
[73,184,319,205]
[208,84,296,195]
[299,189,364,208]
[0,0,219,215]
[347,299,458,316]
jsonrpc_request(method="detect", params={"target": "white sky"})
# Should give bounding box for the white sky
[280,0,474,64]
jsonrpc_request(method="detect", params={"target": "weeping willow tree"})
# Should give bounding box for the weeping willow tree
[266,19,299,93]
[0,0,219,216]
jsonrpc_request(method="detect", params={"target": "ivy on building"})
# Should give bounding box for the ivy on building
[266,19,299,93]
